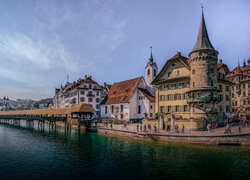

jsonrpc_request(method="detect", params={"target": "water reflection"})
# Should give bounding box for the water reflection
[0,120,250,179]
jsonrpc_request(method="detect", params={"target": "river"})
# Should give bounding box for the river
[0,121,250,179]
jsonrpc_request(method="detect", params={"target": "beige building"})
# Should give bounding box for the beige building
[226,59,250,120]
[151,10,232,129]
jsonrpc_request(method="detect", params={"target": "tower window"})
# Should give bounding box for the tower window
[147,69,150,76]
[154,69,156,77]
[193,82,195,87]
[192,69,195,74]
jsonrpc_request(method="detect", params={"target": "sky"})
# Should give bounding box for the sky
[0,0,249,100]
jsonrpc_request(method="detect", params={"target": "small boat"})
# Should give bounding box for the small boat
[86,126,98,132]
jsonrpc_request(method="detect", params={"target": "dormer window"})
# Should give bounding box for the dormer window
[171,64,175,67]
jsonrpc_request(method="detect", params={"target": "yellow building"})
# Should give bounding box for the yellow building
[150,10,232,129]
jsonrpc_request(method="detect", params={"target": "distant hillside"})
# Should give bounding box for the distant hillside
[0,98,53,111]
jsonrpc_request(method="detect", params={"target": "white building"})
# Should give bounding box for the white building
[100,49,157,121]
[53,75,108,117]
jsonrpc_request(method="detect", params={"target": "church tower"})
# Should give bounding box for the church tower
[145,47,158,90]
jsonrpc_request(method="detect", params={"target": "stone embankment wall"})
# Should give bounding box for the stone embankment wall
[98,128,250,145]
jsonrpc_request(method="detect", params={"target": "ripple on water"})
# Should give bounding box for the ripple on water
[1,124,250,179]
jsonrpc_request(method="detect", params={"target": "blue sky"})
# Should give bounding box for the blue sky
[0,0,249,100]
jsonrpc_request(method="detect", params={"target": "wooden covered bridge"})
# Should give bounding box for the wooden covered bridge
[0,104,94,129]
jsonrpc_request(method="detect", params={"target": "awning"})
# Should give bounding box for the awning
[225,112,233,119]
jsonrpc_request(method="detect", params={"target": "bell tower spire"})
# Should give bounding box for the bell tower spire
[149,46,154,62]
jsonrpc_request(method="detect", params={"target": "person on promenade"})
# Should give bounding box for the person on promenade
[182,125,184,133]
[136,124,139,132]
[238,125,241,133]
[167,125,170,132]
[215,123,218,128]
[110,123,113,129]
[153,124,157,133]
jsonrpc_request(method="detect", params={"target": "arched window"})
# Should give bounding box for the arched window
[147,69,150,76]
[154,69,156,76]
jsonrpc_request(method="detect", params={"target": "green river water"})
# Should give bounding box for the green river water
[0,120,250,180]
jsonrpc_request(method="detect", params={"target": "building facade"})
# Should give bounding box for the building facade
[226,59,250,120]
[53,75,107,118]
[100,50,157,121]
[151,10,232,129]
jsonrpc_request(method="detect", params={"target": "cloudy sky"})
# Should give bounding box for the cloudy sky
[0,0,249,100]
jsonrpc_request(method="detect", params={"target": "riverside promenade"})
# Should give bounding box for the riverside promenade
[97,123,250,145]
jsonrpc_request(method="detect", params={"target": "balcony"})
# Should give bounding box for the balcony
[187,96,221,103]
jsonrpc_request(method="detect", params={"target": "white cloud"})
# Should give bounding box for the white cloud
[0,33,79,72]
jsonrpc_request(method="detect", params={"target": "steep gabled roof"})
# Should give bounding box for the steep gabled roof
[138,88,155,103]
[151,52,190,85]
[191,10,215,54]
[104,77,143,104]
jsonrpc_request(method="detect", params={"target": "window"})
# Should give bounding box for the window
[96,105,100,109]
[226,95,229,101]
[211,80,213,87]
[88,91,92,96]
[219,105,222,112]
[175,70,180,76]
[105,106,107,114]
[199,52,202,56]
[94,86,97,89]
[83,85,87,88]
[243,92,246,97]
[167,106,171,112]
[147,69,150,76]
[80,90,85,95]
[243,84,245,89]
[193,82,195,87]
[80,97,85,102]
[154,69,156,77]
[192,69,195,75]
[150,113,153,118]
[138,105,141,114]
[226,86,229,91]
[175,105,180,112]
[168,72,171,77]
[211,68,214,73]
[184,105,188,112]
[88,98,92,102]
[96,98,100,103]
[96,92,99,96]
[171,64,175,67]
[183,82,189,88]
[232,93,234,98]
[219,85,223,91]
[160,106,164,113]
[89,84,92,89]
[111,106,114,113]
[232,86,234,90]
[121,105,124,113]
[226,106,230,112]
[150,105,153,109]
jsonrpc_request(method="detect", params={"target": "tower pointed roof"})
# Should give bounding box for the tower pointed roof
[149,47,154,62]
[191,9,215,53]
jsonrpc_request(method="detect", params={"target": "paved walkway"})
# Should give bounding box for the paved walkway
[97,123,250,137]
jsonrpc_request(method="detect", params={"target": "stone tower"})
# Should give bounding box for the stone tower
[188,9,220,123]
[145,47,158,91]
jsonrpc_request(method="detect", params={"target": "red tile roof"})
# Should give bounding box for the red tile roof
[104,77,143,104]
[138,88,155,102]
